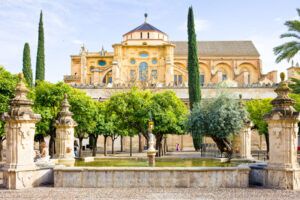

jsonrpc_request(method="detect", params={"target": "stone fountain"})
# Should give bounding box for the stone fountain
[54,94,77,166]
[147,119,157,167]
[2,74,52,189]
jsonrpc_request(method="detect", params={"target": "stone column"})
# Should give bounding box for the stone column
[239,121,253,159]
[264,73,300,190]
[2,74,41,189]
[54,94,77,166]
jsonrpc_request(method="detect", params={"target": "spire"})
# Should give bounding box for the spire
[269,72,296,115]
[144,13,148,23]
[3,73,40,121]
[55,94,77,127]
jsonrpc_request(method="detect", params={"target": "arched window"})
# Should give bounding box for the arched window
[140,32,143,39]
[147,32,150,39]
[102,70,112,84]
[139,62,148,81]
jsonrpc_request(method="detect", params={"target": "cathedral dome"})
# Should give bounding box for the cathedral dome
[122,13,168,42]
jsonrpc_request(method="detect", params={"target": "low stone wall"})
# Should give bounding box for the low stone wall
[54,165,250,188]
[3,167,54,189]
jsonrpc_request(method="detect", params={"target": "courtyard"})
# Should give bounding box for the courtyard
[1,0,300,199]
[0,187,300,200]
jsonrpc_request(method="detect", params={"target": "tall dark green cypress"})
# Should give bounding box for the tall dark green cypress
[187,6,201,109]
[35,10,45,82]
[187,7,202,151]
[22,43,33,87]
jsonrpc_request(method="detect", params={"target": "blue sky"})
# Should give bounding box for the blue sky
[0,0,299,82]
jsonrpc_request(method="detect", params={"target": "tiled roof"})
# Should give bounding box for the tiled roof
[172,41,260,57]
[124,22,166,35]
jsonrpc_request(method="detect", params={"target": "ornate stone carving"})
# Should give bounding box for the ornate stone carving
[54,94,77,166]
[264,72,300,190]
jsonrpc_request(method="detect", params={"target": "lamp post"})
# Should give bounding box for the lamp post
[147,114,157,166]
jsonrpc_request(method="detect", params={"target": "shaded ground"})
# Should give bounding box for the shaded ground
[0,187,300,200]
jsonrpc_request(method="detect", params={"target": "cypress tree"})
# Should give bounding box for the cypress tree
[187,6,201,109]
[187,6,202,151]
[35,10,45,82]
[22,43,33,87]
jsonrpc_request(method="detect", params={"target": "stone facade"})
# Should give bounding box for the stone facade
[54,94,77,166]
[64,15,277,87]
[264,73,300,190]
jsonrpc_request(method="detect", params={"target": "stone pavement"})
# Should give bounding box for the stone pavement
[0,187,300,200]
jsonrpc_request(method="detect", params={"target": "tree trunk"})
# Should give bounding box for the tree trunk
[0,137,4,162]
[211,136,233,160]
[120,135,124,152]
[138,133,142,153]
[163,136,167,155]
[130,136,133,157]
[155,134,163,157]
[92,135,98,157]
[104,136,107,156]
[111,137,115,154]
[264,132,269,159]
[79,137,83,158]
[49,133,55,158]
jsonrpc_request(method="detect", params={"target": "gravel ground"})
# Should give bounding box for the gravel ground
[0,187,300,200]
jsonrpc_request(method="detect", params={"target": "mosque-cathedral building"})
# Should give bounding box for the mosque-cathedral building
[63,15,292,151]
[64,15,278,93]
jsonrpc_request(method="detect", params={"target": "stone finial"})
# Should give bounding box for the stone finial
[266,72,296,117]
[55,94,77,127]
[280,72,285,82]
[144,13,148,22]
[3,72,40,120]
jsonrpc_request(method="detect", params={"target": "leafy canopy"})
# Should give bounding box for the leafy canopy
[245,99,272,135]
[0,66,18,138]
[274,8,300,63]
[189,93,247,139]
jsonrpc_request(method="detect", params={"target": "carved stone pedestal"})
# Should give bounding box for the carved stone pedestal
[264,73,300,190]
[54,94,77,167]
[147,150,157,167]
[239,121,253,160]
[2,74,44,189]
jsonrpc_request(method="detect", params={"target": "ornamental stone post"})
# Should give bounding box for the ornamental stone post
[239,120,253,160]
[2,74,41,189]
[54,94,77,166]
[264,73,300,190]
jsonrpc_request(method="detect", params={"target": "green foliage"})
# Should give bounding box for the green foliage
[289,77,300,94]
[187,6,201,109]
[34,81,72,138]
[22,43,33,87]
[69,89,97,138]
[189,94,247,139]
[187,7,202,150]
[151,91,188,136]
[274,8,300,63]
[245,98,272,136]
[0,66,18,138]
[289,93,300,111]
[34,81,97,139]
[35,10,45,81]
